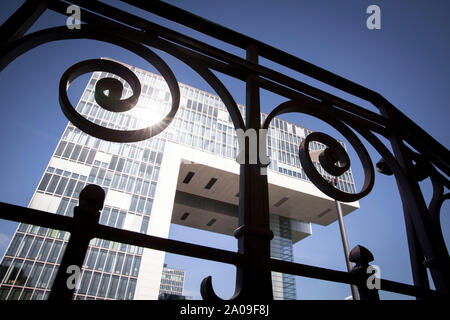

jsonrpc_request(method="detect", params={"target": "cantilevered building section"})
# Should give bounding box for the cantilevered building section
[0,58,358,300]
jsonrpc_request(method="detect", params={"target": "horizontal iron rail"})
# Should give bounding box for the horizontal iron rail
[257,77,388,136]
[269,259,444,299]
[0,201,445,299]
[122,0,382,100]
[0,201,243,266]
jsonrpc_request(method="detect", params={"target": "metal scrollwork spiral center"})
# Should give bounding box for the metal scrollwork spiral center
[315,134,351,176]
[94,66,140,113]
[59,57,180,143]
[299,131,374,202]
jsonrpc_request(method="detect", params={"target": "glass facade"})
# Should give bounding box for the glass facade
[159,265,185,297]
[0,58,355,300]
[270,215,296,300]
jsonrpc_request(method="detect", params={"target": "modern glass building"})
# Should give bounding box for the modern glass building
[0,58,358,300]
[158,264,185,299]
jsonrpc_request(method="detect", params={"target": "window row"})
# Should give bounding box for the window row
[160,278,184,286]
[181,85,222,108]
[83,248,140,278]
[99,207,126,229]
[75,271,136,300]
[278,166,308,181]
[129,195,154,217]
[108,155,161,178]
[174,110,216,130]
[276,149,302,169]
[5,234,66,265]
[79,100,141,130]
[61,124,165,161]
[163,269,185,276]
[38,172,86,199]
[40,163,159,201]
[79,89,172,133]
[16,224,69,240]
[45,166,87,180]
[90,238,143,255]
[55,140,96,164]
[109,172,158,198]
[172,131,237,159]
[159,284,182,294]
[269,138,302,155]
[0,286,48,300]
[0,258,57,290]
[185,99,218,118]
[267,126,304,145]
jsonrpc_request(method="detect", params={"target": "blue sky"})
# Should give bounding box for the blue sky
[0,0,448,300]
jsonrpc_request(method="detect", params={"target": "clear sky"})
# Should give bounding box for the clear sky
[0,0,448,300]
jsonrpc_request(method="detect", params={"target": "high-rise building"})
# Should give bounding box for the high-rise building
[158,264,185,299]
[0,58,358,300]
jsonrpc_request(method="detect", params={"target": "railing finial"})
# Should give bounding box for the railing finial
[78,184,105,212]
[48,184,104,300]
[349,245,380,300]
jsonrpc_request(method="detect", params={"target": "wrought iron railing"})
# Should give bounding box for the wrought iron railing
[0,0,448,301]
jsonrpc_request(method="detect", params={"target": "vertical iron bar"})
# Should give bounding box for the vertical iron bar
[48,185,104,300]
[403,209,430,300]
[349,245,380,300]
[380,106,450,293]
[0,0,48,47]
[334,197,360,300]
[234,43,273,300]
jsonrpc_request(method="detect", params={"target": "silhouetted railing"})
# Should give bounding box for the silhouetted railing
[0,184,444,300]
[0,0,448,301]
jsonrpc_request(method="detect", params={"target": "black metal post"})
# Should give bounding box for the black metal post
[380,106,450,293]
[376,158,431,299]
[349,245,380,300]
[48,185,105,300]
[233,43,274,301]
[404,212,431,299]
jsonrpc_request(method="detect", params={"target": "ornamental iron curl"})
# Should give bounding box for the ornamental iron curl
[59,58,179,143]
[408,151,450,259]
[263,99,375,203]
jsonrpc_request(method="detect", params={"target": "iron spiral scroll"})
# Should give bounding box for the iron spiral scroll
[263,99,375,203]
[59,58,180,143]
[0,23,246,140]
